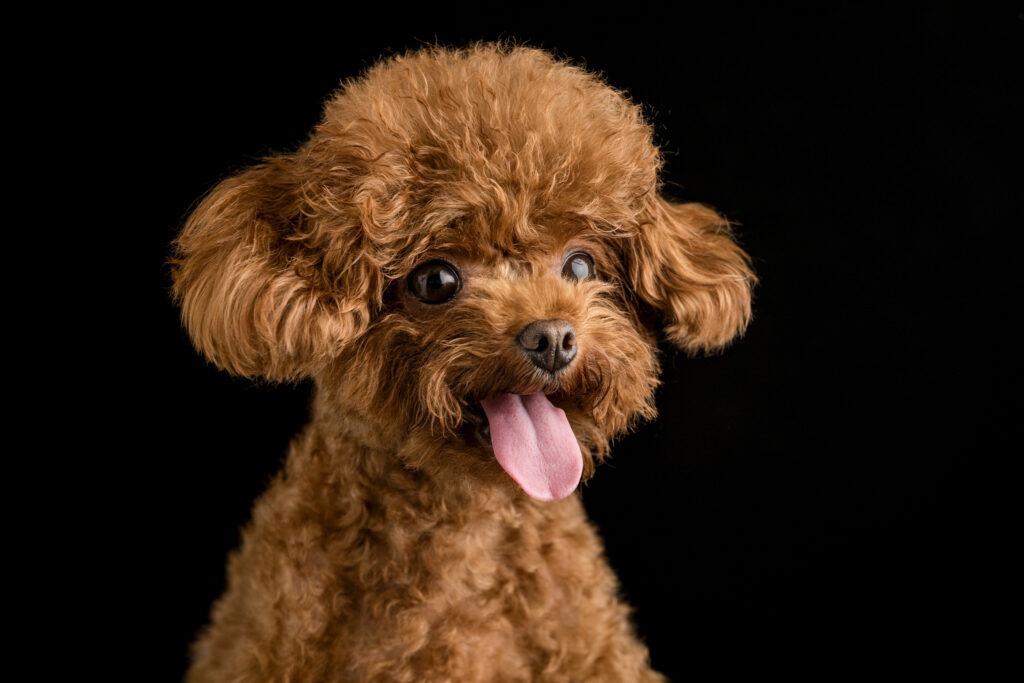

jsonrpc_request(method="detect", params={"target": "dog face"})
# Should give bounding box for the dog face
[172,44,754,499]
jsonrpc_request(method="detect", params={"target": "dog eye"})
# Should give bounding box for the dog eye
[408,260,461,303]
[561,252,596,282]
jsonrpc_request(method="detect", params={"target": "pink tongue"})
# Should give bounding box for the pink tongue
[479,393,583,502]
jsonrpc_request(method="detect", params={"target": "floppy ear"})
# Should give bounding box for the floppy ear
[171,157,378,381]
[630,197,755,353]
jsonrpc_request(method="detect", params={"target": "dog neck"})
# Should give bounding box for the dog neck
[302,389,532,514]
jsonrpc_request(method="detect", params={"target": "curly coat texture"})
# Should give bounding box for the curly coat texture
[173,43,754,682]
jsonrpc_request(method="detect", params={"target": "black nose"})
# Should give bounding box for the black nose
[517,319,577,373]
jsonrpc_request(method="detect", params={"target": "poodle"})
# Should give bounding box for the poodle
[172,43,754,682]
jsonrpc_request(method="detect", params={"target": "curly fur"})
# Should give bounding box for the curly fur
[172,42,754,682]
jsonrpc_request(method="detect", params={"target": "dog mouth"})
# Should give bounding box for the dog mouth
[464,392,583,502]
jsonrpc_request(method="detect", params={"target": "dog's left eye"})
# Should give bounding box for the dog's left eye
[561,252,596,282]
[408,260,461,304]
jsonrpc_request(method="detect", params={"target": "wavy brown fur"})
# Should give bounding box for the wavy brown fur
[172,43,754,682]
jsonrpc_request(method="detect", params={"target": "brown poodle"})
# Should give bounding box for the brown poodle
[172,43,754,682]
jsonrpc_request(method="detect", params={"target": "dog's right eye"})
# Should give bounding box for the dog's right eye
[561,251,596,282]
[408,261,461,304]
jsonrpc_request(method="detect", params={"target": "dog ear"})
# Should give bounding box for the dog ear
[629,197,755,353]
[171,157,378,381]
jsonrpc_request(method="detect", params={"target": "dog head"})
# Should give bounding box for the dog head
[172,44,754,500]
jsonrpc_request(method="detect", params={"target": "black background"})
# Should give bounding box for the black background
[71,4,1019,680]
